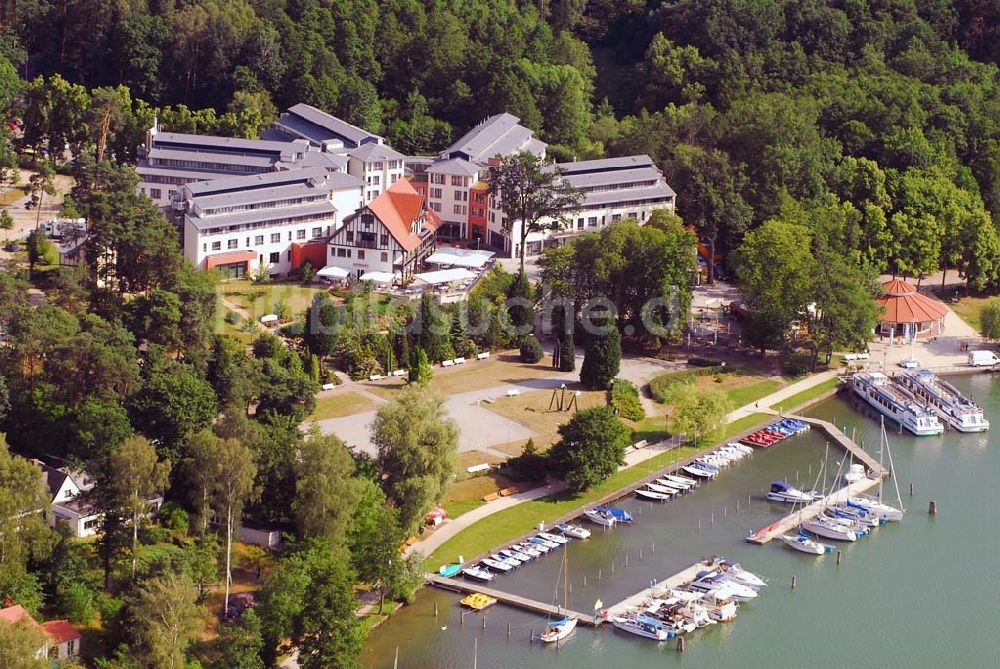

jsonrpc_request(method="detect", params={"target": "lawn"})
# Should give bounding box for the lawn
[307,392,380,421]
[425,412,774,566]
[483,384,610,449]
[772,377,841,411]
[722,378,783,407]
[949,294,991,334]
[216,279,325,322]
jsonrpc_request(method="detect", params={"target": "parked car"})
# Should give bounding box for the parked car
[3,243,20,252]
[898,358,920,369]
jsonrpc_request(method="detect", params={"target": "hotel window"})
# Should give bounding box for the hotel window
[380,234,388,246]
[228,239,238,249]
[588,217,598,227]
[202,243,207,252]
[611,214,621,222]
[211,241,221,251]
[451,176,465,186]
[391,174,399,183]
[381,252,388,262]
[255,235,264,245]
[372,175,380,185]
[454,204,467,215]
[269,252,280,264]
[347,231,355,242]
[430,188,442,199]
[577,217,584,230]
[453,190,462,200]
[150,188,162,199]
[430,174,445,185]
[270,233,281,243]
[296,229,306,240]
[372,162,383,170]
[312,227,322,238]
[358,250,366,260]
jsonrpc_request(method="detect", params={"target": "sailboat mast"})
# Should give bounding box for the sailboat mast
[879,417,886,502]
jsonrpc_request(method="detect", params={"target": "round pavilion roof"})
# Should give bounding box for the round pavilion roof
[877,279,947,324]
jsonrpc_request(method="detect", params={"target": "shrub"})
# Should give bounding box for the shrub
[610,378,645,421]
[158,502,190,534]
[224,310,242,326]
[781,351,811,377]
[519,335,543,363]
[500,439,549,482]
[687,356,723,367]
[454,338,479,359]
[649,370,696,403]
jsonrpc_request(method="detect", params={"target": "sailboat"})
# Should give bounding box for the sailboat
[848,417,905,521]
[540,545,577,643]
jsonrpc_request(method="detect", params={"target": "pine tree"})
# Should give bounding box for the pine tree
[407,346,432,386]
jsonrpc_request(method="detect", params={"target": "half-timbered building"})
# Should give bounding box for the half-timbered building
[326,179,441,283]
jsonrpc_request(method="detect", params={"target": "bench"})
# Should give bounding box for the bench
[391,369,406,377]
[505,389,520,397]
[321,383,337,391]
[369,374,382,381]
[442,359,455,367]
[482,492,501,502]
[477,352,490,360]
[466,463,490,474]
[632,439,649,450]
[498,486,519,497]
[454,357,466,364]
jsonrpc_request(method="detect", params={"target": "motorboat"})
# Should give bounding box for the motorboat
[555,523,591,539]
[583,508,616,527]
[847,496,904,522]
[438,563,462,578]
[844,463,867,483]
[800,515,857,541]
[850,372,944,436]
[766,480,822,504]
[780,532,831,555]
[661,473,699,487]
[895,369,990,432]
[531,536,560,550]
[540,615,577,643]
[524,539,551,554]
[596,506,634,523]
[460,593,497,610]
[500,548,532,562]
[711,559,767,589]
[481,558,513,572]
[538,532,569,545]
[652,478,686,493]
[636,487,671,501]
[687,571,759,600]
[462,565,494,582]
[490,553,521,567]
[513,542,543,557]
[612,613,675,640]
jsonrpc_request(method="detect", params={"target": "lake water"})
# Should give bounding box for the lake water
[364,374,999,668]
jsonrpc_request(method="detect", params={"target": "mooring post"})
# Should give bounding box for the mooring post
[837,550,843,565]
[929,500,937,514]
[584,575,587,587]
[698,518,702,532]
[711,512,714,525]
[724,506,727,518]
[625,554,629,568]
[909,482,913,496]
[483,616,486,630]
[611,561,615,574]
[599,568,602,581]
[791,575,797,589]
[677,636,685,652]
[507,622,511,639]
[737,499,740,512]
[639,547,643,561]
[530,628,533,643]
[434,602,438,618]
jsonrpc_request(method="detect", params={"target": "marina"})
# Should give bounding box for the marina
[365,374,996,668]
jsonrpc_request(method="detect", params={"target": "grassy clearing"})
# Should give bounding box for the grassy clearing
[426,412,774,566]
[772,377,841,411]
[629,415,670,443]
[308,392,380,421]
[216,279,325,321]
[723,379,783,407]
[950,294,991,334]
[483,385,609,449]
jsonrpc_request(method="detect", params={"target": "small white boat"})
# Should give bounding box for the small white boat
[682,463,717,479]
[713,560,766,589]
[540,615,577,643]
[847,496,903,522]
[636,487,671,501]
[556,523,591,539]
[612,613,674,640]
[524,539,551,554]
[844,463,867,483]
[490,553,521,567]
[481,558,512,572]
[462,566,494,582]
[583,508,617,527]
[661,473,698,487]
[766,480,822,504]
[537,532,569,545]
[513,542,542,558]
[727,442,754,455]
[531,536,560,550]
[688,571,758,601]
[500,548,531,562]
[801,516,857,542]
[645,482,676,495]
[696,591,739,623]
[780,533,829,555]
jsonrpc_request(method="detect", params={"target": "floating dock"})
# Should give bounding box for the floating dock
[746,414,889,545]
[426,575,596,625]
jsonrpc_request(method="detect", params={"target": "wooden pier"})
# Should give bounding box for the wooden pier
[605,561,708,617]
[426,575,596,625]
[746,414,890,545]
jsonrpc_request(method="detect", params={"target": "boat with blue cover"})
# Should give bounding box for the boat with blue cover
[766,480,822,504]
[596,506,634,523]
[612,613,675,640]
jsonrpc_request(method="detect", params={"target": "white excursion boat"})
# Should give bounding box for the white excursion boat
[895,369,990,432]
[462,565,494,582]
[555,523,591,539]
[636,487,671,501]
[800,515,857,542]
[850,372,943,436]
[583,508,617,527]
[780,533,830,555]
[766,480,821,504]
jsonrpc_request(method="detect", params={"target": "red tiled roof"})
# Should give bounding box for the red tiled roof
[42,619,80,644]
[0,605,34,625]
[367,180,438,253]
[877,279,947,324]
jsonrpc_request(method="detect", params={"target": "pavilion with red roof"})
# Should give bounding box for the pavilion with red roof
[877,279,947,341]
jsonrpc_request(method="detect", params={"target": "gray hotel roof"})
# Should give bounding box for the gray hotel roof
[556,155,654,174]
[137,164,235,183]
[193,182,331,212]
[560,166,668,190]
[281,104,383,147]
[426,157,480,177]
[148,147,277,169]
[186,167,332,197]
[443,113,547,163]
[153,131,300,157]
[347,142,405,162]
[578,182,676,208]
[187,200,338,232]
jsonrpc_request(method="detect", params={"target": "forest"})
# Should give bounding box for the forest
[4,0,1000,666]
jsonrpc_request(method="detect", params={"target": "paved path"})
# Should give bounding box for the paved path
[726,369,839,422]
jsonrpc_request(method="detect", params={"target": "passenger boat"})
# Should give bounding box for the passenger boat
[895,369,990,432]
[612,613,675,640]
[636,487,671,501]
[460,593,497,610]
[583,508,616,527]
[555,523,591,539]
[481,558,512,572]
[850,372,944,436]
[766,480,822,504]
[462,565,494,582]
[800,515,857,542]
[780,532,831,555]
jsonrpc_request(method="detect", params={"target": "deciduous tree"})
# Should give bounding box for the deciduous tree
[293,433,362,548]
[548,407,629,491]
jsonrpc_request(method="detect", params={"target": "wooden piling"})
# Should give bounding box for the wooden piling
[677,636,685,652]
[909,482,913,496]
[929,499,937,514]
[836,550,842,565]
[434,602,438,618]
[791,575,797,589]
[483,616,486,629]
[507,622,511,639]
